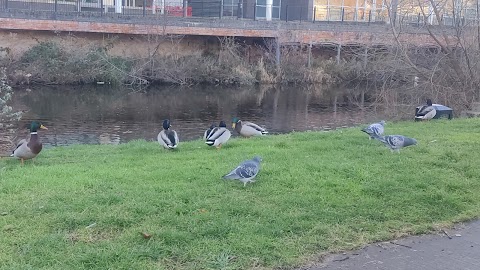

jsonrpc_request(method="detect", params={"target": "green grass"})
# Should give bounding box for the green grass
[1,118,480,269]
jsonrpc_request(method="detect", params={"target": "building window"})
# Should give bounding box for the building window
[313,0,386,22]
[256,0,281,20]
[223,0,239,17]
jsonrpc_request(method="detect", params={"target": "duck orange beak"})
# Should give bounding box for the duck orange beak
[40,124,48,130]
[232,123,236,129]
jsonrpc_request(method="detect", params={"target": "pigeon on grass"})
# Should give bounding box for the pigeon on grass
[223,156,262,187]
[361,120,385,140]
[373,134,417,153]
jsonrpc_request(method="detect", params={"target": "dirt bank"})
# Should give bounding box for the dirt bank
[0,29,216,58]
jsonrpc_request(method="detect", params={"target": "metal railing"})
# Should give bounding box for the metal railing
[0,0,388,23]
[312,6,388,23]
[0,0,191,17]
[0,0,476,27]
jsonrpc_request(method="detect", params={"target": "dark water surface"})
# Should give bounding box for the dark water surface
[3,84,411,154]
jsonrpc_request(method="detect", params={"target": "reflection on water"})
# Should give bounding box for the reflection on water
[2,84,411,155]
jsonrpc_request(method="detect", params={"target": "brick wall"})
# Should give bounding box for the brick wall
[0,17,439,46]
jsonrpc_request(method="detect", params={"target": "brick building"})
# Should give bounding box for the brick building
[187,0,387,22]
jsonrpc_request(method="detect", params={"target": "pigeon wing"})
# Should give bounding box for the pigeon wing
[372,123,384,135]
[362,122,384,136]
[384,135,400,149]
[235,161,259,179]
[223,160,259,180]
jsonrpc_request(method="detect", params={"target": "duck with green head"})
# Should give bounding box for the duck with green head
[157,119,179,149]
[11,121,48,165]
[232,118,268,138]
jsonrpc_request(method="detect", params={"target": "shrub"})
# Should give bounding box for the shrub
[17,42,132,85]
[0,67,22,130]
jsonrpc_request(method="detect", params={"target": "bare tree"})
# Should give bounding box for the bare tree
[387,0,480,109]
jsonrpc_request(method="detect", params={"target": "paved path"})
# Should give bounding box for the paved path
[300,220,480,270]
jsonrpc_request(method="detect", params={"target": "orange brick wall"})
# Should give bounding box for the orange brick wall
[0,17,439,46]
[0,18,276,38]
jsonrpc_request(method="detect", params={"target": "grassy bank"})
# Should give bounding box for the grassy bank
[1,119,480,269]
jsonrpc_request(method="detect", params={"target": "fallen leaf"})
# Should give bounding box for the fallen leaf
[3,225,15,231]
[141,232,152,239]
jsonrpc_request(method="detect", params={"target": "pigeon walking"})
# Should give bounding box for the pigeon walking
[223,156,262,187]
[361,120,385,139]
[373,134,417,153]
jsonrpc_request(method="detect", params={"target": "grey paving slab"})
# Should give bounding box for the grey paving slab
[300,220,480,270]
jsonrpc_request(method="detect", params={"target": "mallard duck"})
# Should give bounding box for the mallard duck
[157,119,178,149]
[415,99,437,120]
[361,120,385,140]
[11,121,48,164]
[232,118,268,137]
[205,121,231,149]
[204,123,217,140]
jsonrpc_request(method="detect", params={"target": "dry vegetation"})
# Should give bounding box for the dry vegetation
[348,0,480,110]
[0,67,22,154]
[2,36,334,87]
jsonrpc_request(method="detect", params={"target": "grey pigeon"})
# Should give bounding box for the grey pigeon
[361,120,385,139]
[373,135,417,152]
[223,156,262,187]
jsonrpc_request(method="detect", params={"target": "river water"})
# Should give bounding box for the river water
[2,84,414,155]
